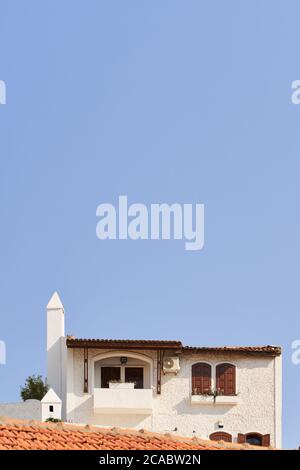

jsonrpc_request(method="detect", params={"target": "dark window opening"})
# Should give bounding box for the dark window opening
[246,433,262,446]
[125,367,144,389]
[101,366,121,388]
[100,366,144,389]
[49,405,54,412]
[238,433,270,447]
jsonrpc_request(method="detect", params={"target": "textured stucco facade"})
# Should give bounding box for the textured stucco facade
[64,347,281,447]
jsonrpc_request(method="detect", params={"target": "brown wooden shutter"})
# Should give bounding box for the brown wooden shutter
[262,434,270,447]
[209,431,232,442]
[192,363,211,394]
[216,363,236,395]
[237,433,246,444]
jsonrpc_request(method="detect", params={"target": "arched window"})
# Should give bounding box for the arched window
[191,363,212,395]
[237,433,270,447]
[209,431,232,442]
[216,363,236,395]
[246,433,262,446]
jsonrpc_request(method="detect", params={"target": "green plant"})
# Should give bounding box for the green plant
[20,375,48,401]
[109,379,137,385]
[45,417,62,423]
[192,387,213,396]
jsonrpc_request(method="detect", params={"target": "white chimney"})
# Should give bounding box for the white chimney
[46,292,66,417]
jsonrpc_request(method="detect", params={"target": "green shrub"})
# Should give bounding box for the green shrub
[20,375,48,401]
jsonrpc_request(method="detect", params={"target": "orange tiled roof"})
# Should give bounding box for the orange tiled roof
[0,418,272,450]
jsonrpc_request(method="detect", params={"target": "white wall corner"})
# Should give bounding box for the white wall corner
[66,347,75,422]
[274,353,282,448]
[46,291,67,418]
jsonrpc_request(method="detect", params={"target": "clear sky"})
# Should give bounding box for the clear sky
[0,1,300,448]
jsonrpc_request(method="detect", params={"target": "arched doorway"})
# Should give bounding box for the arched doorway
[91,350,153,391]
[209,431,232,443]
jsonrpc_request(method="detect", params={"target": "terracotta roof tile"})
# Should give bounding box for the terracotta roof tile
[66,337,281,356]
[66,338,182,350]
[182,345,281,355]
[0,418,273,450]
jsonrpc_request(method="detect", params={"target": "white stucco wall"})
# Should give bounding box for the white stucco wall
[0,400,41,420]
[65,348,282,447]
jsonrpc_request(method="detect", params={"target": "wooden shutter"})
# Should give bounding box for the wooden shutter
[216,363,236,395]
[192,363,211,394]
[262,434,270,447]
[237,433,246,444]
[209,431,232,442]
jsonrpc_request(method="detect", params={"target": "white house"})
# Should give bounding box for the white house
[46,292,282,448]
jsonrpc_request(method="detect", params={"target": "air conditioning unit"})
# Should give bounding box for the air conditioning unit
[163,356,180,374]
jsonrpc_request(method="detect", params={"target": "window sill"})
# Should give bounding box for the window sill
[215,395,239,405]
[190,395,214,405]
[190,395,239,406]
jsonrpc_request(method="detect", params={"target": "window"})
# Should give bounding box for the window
[100,366,144,388]
[237,433,270,447]
[49,405,54,412]
[216,363,236,395]
[125,367,143,389]
[246,434,262,446]
[192,363,212,394]
[209,432,232,442]
[101,367,121,388]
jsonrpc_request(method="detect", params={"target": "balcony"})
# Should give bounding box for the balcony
[94,386,153,414]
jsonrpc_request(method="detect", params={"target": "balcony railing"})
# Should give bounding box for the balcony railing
[94,387,153,414]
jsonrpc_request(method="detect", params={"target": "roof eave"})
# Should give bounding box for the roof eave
[182,347,282,357]
[66,339,182,350]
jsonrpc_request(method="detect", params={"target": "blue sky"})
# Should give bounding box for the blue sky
[0,1,300,448]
